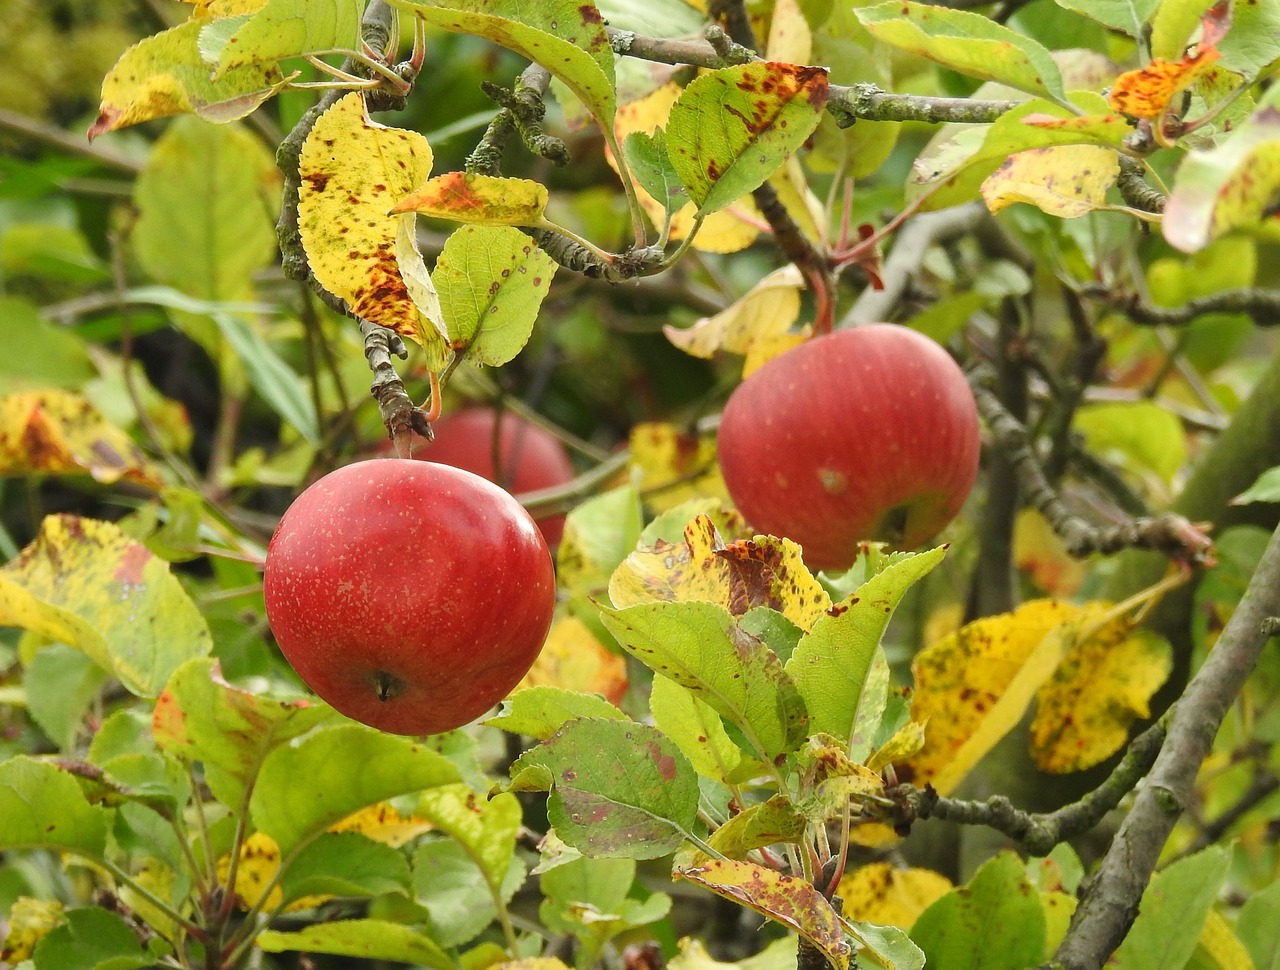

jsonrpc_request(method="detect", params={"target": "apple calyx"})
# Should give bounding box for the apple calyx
[372,670,408,702]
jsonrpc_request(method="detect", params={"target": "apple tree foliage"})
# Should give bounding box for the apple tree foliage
[3,0,1280,968]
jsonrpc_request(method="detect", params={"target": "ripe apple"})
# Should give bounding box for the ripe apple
[263,459,557,735]
[397,407,575,547]
[716,324,981,571]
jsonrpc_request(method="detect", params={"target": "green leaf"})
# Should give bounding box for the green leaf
[600,600,809,762]
[211,311,319,444]
[1218,0,1280,74]
[202,0,363,78]
[1073,400,1188,485]
[31,906,154,970]
[787,547,945,755]
[416,784,521,890]
[624,129,687,213]
[413,840,526,946]
[1231,466,1280,506]
[387,0,616,126]
[256,919,453,970]
[23,644,108,751]
[132,117,279,303]
[1112,845,1230,970]
[666,62,829,216]
[846,921,926,970]
[502,718,699,859]
[0,757,109,857]
[1051,0,1161,34]
[1164,105,1280,253]
[153,657,335,810]
[280,831,413,905]
[856,1,1066,102]
[113,801,186,870]
[434,225,557,366]
[484,685,630,739]
[1237,876,1280,970]
[911,851,1047,970]
[251,724,462,854]
[649,676,765,785]
[0,515,212,697]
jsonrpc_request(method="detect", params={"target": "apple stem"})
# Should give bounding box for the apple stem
[372,670,407,702]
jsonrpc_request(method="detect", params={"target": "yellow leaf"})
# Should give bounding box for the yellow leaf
[610,82,762,253]
[513,615,628,704]
[187,0,268,16]
[89,20,282,137]
[608,513,832,631]
[298,93,437,348]
[629,421,728,512]
[903,599,1081,795]
[1014,508,1087,596]
[1,897,63,963]
[1030,612,1172,773]
[663,265,808,374]
[218,831,291,911]
[329,802,434,848]
[865,720,926,774]
[766,0,813,65]
[393,172,549,227]
[677,860,850,970]
[836,863,952,929]
[980,145,1119,218]
[0,390,165,489]
[1192,909,1255,970]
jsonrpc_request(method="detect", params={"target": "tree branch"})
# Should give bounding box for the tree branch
[1049,522,1280,970]
[891,720,1167,857]
[973,377,1216,565]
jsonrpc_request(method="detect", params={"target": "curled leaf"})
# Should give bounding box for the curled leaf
[393,172,549,227]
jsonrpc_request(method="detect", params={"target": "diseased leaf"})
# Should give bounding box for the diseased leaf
[628,423,729,512]
[432,225,557,366]
[89,19,282,137]
[511,615,628,704]
[1109,2,1229,119]
[417,783,521,890]
[0,391,164,489]
[855,1,1065,101]
[599,600,809,762]
[836,862,953,929]
[787,547,945,753]
[649,675,767,785]
[980,145,1120,217]
[388,0,616,126]
[503,718,699,859]
[0,516,211,697]
[702,796,807,860]
[666,62,829,216]
[298,93,436,344]
[609,514,831,631]
[792,735,887,821]
[393,172,549,226]
[153,657,334,808]
[902,599,1079,795]
[676,860,851,970]
[1163,105,1280,253]
[1031,620,1171,773]
[664,265,808,376]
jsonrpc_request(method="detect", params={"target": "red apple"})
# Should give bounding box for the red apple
[716,324,980,571]
[263,459,556,735]
[401,407,575,547]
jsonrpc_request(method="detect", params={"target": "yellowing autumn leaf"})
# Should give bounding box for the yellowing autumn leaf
[629,421,728,511]
[663,265,810,376]
[0,390,164,490]
[902,598,1080,795]
[89,20,283,138]
[608,513,832,631]
[392,172,549,227]
[514,614,628,704]
[1030,616,1171,773]
[836,863,952,929]
[611,82,762,253]
[298,93,438,349]
[766,0,812,64]
[1014,508,1087,596]
[1,897,63,963]
[218,831,299,911]
[980,145,1119,218]
[1108,4,1230,119]
[328,802,434,847]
